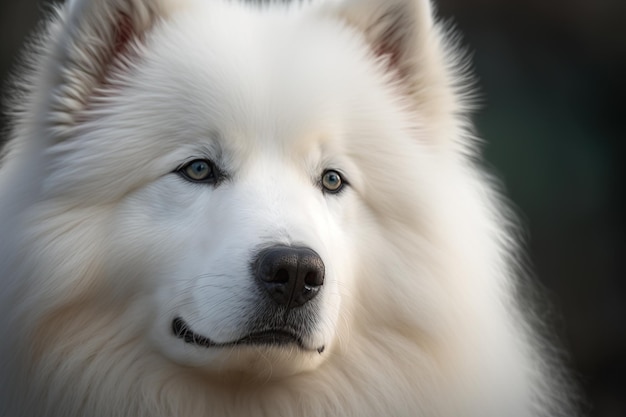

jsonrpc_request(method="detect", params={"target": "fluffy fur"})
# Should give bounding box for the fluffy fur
[0,0,576,416]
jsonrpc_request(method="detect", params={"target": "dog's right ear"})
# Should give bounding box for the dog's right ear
[30,0,174,139]
[320,0,470,148]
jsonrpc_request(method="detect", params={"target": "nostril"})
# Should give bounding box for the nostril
[274,268,290,284]
[305,271,323,287]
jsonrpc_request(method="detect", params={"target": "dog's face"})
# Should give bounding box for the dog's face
[68,4,402,375]
[9,0,452,378]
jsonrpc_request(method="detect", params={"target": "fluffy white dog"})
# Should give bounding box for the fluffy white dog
[0,0,577,416]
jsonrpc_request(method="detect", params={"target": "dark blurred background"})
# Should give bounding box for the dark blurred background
[1,0,624,415]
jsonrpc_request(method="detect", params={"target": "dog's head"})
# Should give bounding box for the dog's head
[6,0,468,378]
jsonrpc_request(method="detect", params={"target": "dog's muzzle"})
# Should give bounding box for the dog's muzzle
[171,245,326,353]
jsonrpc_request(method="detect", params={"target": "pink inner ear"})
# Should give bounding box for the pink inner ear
[375,38,402,75]
[371,20,409,82]
[76,12,141,119]
[47,9,151,129]
[113,12,137,57]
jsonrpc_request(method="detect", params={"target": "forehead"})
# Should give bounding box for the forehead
[129,2,385,148]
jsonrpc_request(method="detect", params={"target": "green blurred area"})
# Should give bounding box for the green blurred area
[437,2,626,416]
[1,1,624,416]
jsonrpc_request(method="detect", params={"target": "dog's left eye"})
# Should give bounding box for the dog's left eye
[321,170,344,193]
[177,159,217,183]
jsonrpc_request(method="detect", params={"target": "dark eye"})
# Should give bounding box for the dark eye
[321,170,344,193]
[177,159,217,183]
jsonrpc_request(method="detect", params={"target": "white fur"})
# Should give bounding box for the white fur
[0,0,576,416]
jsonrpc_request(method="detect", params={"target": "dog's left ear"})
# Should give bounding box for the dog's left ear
[322,0,468,143]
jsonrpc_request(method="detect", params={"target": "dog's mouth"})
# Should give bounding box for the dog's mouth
[172,317,324,354]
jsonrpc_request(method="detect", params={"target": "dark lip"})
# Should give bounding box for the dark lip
[172,317,325,354]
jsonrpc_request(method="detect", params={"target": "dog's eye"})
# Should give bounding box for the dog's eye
[321,170,344,193]
[178,159,217,183]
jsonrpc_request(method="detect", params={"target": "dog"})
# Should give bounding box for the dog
[0,0,577,415]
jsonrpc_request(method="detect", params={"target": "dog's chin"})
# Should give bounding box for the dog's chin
[158,318,329,378]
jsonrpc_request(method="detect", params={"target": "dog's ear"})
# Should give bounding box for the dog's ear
[323,0,468,142]
[30,0,174,138]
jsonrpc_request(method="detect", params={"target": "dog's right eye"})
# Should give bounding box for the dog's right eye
[177,159,217,183]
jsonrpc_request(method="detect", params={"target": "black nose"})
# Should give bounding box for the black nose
[254,246,325,309]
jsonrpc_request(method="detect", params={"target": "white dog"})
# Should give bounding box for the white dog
[0,0,577,416]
